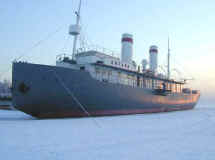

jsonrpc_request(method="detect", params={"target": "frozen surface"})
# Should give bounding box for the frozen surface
[0,102,214,160]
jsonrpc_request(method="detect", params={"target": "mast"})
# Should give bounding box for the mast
[167,37,170,79]
[69,0,82,60]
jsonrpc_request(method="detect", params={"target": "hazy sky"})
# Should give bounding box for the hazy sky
[1,0,215,101]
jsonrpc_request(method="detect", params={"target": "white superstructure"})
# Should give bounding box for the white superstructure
[56,49,136,71]
[55,0,172,89]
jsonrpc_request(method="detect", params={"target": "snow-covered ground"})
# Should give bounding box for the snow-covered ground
[0,102,214,160]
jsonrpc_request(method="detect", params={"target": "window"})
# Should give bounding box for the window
[80,66,85,70]
[111,61,113,65]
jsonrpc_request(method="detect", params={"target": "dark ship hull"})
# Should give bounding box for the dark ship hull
[12,62,200,118]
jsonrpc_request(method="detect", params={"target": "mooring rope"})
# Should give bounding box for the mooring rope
[51,70,101,128]
[0,25,65,81]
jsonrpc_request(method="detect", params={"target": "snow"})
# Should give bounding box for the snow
[0,102,214,160]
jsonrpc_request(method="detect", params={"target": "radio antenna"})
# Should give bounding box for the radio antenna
[167,37,170,79]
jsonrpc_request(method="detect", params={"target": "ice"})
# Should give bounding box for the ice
[0,102,214,160]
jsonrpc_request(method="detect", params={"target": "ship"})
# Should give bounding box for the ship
[12,0,200,118]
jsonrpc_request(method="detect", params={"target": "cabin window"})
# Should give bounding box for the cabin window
[96,60,104,64]
[115,62,117,65]
[80,66,85,70]
[111,61,113,65]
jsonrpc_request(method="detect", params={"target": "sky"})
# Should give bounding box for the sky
[0,0,215,101]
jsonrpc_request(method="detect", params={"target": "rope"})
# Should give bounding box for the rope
[14,25,65,62]
[51,70,101,128]
[170,54,195,80]
[0,25,65,81]
[60,35,71,53]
